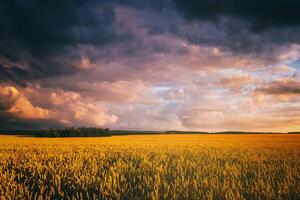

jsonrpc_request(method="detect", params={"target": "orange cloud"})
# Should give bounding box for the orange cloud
[0,86,20,110]
[0,85,50,119]
[8,97,50,119]
[219,75,255,86]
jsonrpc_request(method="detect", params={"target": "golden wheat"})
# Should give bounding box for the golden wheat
[0,134,299,199]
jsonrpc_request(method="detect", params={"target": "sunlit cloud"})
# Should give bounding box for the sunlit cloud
[0,0,300,131]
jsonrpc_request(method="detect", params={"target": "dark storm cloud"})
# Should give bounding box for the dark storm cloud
[0,0,127,82]
[1,0,298,84]
[0,65,29,87]
[172,0,300,54]
[0,0,117,54]
[174,0,300,30]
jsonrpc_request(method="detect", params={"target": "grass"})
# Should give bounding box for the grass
[0,134,299,199]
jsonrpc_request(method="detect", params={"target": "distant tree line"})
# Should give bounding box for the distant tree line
[1,129,299,137]
[34,127,111,137]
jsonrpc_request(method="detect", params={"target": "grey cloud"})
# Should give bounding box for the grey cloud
[0,112,65,130]
[255,79,300,95]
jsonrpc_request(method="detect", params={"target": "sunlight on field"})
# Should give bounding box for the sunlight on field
[1,134,300,199]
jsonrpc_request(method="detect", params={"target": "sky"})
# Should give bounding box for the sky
[0,0,300,132]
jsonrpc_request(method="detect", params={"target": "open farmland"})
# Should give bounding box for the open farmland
[0,134,300,199]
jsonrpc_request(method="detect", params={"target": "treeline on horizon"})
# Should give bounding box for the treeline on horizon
[35,127,111,137]
[0,128,299,137]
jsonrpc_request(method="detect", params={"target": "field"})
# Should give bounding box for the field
[0,134,300,199]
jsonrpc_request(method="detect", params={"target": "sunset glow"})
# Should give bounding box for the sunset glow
[0,0,300,132]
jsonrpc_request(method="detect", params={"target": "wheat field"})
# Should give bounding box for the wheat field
[0,134,299,199]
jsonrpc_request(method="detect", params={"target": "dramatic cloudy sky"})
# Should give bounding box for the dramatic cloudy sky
[0,0,300,131]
